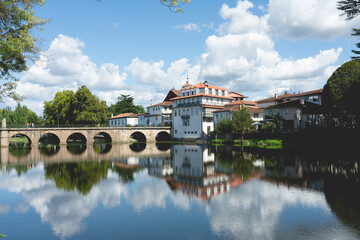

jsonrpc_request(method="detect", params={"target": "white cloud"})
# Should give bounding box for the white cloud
[173,23,201,32]
[268,0,360,40]
[112,22,120,28]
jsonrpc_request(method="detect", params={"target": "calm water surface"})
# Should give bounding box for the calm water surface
[0,143,359,240]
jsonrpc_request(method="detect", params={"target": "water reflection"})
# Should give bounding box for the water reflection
[66,144,87,155]
[0,144,359,239]
[39,144,60,156]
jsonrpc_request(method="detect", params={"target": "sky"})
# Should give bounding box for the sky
[3,0,360,115]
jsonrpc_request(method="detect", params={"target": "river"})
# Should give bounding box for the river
[0,143,359,239]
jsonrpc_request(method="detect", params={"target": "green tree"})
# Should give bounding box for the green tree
[214,117,233,142]
[338,0,360,59]
[322,59,360,128]
[43,86,108,125]
[0,103,43,127]
[232,107,255,151]
[109,94,145,116]
[266,112,284,132]
[262,121,276,133]
[0,0,47,101]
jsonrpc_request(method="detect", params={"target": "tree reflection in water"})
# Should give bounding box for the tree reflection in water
[9,144,31,157]
[66,144,87,155]
[111,164,141,183]
[39,145,60,156]
[130,142,146,152]
[93,143,112,154]
[44,162,109,195]
[215,145,256,180]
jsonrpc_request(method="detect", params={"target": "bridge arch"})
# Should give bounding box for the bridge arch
[94,132,112,143]
[67,132,87,144]
[130,131,146,142]
[39,133,60,145]
[155,131,171,141]
[9,133,32,145]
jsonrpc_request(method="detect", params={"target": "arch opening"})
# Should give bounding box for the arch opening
[130,132,146,142]
[39,145,60,156]
[9,133,31,146]
[155,131,171,142]
[39,133,60,145]
[94,132,112,143]
[67,133,87,144]
[156,142,171,151]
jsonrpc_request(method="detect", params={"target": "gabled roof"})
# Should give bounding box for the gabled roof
[163,89,180,101]
[109,113,138,119]
[148,101,174,108]
[256,88,323,104]
[266,99,322,114]
[226,100,258,107]
[214,105,263,113]
[228,91,247,99]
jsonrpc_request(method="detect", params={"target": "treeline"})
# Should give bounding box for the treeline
[1,85,145,127]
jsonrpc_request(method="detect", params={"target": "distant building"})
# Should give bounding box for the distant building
[109,113,138,127]
[264,99,323,131]
[138,89,180,127]
[213,100,263,129]
[257,89,322,109]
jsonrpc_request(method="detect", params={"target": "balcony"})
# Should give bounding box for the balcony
[175,102,200,107]
[181,115,190,119]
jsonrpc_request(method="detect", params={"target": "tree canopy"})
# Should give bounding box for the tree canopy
[0,103,43,127]
[108,94,145,116]
[338,0,360,59]
[43,86,108,125]
[322,59,360,128]
[0,0,47,101]
[232,107,255,150]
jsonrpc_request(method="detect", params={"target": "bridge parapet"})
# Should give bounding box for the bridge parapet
[0,127,171,146]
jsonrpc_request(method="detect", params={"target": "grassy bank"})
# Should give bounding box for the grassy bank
[210,139,283,149]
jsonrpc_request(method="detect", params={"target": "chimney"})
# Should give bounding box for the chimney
[204,80,209,86]
[285,91,288,94]
[300,99,304,105]
[275,94,278,98]
[111,114,113,117]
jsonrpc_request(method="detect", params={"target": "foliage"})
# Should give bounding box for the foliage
[160,0,190,13]
[214,117,233,142]
[43,86,108,125]
[45,162,109,195]
[262,121,276,133]
[337,0,360,59]
[108,94,145,116]
[0,103,43,127]
[232,107,255,149]
[265,112,284,132]
[111,165,140,183]
[322,59,360,128]
[0,0,47,101]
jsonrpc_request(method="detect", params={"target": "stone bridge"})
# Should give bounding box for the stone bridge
[0,127,171,147]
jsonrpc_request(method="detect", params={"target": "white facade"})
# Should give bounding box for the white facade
[172,81,233,139]
[138,101,174,127]
[109,114,138,127]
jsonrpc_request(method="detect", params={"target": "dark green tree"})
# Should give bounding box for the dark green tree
[43,86,108,125]
[109,94,145,116]
[214,117,233,142]
[0,0,47,101]
[45,162,109,195]
[232,107,255,151]
[322,59,360,128]
[338,0,360,59]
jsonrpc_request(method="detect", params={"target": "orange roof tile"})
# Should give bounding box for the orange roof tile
[171,93,234,101]
[148,101,174,108]
[109,113,138,119]
[226,100,258,107]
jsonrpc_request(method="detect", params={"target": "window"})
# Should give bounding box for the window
[175,111,177,117]
[191,108,194,116]
[253,113,259,118]
[183,119,189,126]
[175,130,177,134]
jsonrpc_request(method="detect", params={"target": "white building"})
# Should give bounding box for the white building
[138,89,180,127]
[109,113,138,127]
[171,80,234,139]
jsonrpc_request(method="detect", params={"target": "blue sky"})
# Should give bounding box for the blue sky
[4,0,360,114]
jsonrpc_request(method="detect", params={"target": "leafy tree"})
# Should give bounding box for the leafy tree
[0,0,47,101]
[322,59,360,128]
[232,107,255,151]
[160,0,190,13]
[266,112,284,132]
[109,94,145,116]
[45,162,109,195]
[338,0,360,59]
[0,103,43,127]
[214,117,233,142]
[43,86,108,125]
[262,121,276,133]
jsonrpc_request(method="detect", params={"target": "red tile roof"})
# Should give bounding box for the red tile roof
[228,91,247,98]
[148,101,174,108]
[256,88,322,104]
[171,93,234,101]
[226,100,258,107]
[182,82,227,91]
[109,113,138,119]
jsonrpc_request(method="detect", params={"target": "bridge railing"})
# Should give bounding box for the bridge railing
[1,123,171,129]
